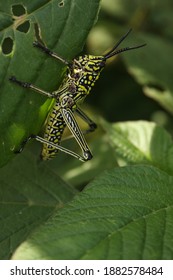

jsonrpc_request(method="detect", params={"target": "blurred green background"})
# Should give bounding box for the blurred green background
[84,0,173,130]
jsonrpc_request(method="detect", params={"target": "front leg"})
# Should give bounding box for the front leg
[33,41,70,66]
[9,76,70,98]
[9,76,54,98]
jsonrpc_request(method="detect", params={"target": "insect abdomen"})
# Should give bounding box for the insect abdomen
[41,100,66,160]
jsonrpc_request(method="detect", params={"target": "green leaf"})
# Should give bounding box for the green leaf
[12,165,173,260]
[102,120,173,175]
[0,145,76,260]
[0,0,100,167]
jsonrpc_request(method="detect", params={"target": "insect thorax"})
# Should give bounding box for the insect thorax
[62,54,106,103]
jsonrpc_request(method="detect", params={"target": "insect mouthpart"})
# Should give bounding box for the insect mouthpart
[98,59,106,68]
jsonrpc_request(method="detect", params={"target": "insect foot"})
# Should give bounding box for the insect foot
[84,151,93,161]
[9,76,31,88]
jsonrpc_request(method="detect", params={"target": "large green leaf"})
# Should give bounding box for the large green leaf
[0,145,76,260]
[12,165,173,260]
[0,0,100,167]
[102,120,173,175]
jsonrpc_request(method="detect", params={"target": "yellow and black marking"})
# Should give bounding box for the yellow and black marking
[10,29,146,162]
[41,100,66,160]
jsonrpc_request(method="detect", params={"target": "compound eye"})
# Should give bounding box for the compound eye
[74,72,80,79]
[99,60,105,67]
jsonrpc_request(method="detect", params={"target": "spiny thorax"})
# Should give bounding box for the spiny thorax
[76,54,106,74]
[55,54,106,106]
[70,54,106,100]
